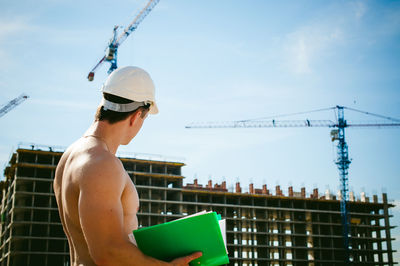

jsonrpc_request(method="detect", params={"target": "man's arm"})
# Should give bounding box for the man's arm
[78,156,200,266]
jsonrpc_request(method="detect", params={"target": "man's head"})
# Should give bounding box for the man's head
[95,93,149,124]
[95,66,158,124]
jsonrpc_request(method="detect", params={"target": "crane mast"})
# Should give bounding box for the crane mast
[87,0,160,81]
[187,105,400,263]
[334,106,351,263]
[0,94,29,118]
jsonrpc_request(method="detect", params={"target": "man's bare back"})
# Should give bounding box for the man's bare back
[54,136,140,265]
[54,135,201,266]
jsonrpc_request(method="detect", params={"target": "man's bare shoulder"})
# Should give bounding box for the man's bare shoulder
[74,144,127,188]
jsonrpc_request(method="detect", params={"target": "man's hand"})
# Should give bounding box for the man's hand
[170,252,202,266]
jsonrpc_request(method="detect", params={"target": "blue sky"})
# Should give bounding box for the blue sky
[1,0,399,261]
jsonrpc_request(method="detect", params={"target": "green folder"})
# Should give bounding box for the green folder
[133,212,229,266]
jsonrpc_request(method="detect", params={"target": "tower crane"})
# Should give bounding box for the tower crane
[87,0,160,81]
[186,105,400,263]
[0,94,29,118]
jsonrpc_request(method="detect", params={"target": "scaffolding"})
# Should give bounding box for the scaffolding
[0,149,67,266]
[0,147,397,266]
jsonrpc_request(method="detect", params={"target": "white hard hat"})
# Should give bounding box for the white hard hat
[101,66,158,114]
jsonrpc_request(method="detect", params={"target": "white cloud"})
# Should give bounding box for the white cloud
[0,17,37,41]
[286,34,311,74]
[352,1,367,20]
[0,17,37,65]
[0,21,27,39]
[281,0,400,76]
[283,25,344,74]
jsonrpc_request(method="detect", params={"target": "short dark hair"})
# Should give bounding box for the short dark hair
[95,93,150,124]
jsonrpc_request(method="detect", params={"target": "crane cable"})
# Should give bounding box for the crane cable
[239,107,336,122]
[343,107,400,122]
[234,106,400,123]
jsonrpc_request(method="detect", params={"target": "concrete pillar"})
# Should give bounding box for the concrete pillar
[301,187,306,198]
[249,184,254,194]
[236,182,241,193]
[275,185,281,196]
[207,180,212,190]
[262,185,268,195]
[325,189,331,200]
[349,191,355,201]
[382,193,394,265]
[337,190,342,200]
[313,188,318,199]
[361,192,366,202]
[288,186,293,197]
[373,194,378,203]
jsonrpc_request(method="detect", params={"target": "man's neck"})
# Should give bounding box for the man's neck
[84,121,123,155]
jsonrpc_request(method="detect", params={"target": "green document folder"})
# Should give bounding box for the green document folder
[133,212,229,266]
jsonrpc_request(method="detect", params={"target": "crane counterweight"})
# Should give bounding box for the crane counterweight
[87,72,95,81]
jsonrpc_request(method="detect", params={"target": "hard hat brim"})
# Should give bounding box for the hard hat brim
[149,102,159,115]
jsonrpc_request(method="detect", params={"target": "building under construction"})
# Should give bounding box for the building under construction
[0,146,396,265]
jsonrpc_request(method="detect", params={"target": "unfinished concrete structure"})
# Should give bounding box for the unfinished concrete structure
[0,146,396,265]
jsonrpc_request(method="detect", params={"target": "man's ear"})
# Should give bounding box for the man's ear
[129,110,142,126]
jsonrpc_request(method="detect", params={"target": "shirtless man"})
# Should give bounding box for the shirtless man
[54,66,202,266]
